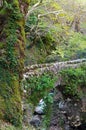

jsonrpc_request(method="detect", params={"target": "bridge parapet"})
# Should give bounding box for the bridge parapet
[23,58,86,78]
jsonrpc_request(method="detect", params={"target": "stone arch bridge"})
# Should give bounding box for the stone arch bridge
[24,58,86,78]
[23,59,86,130]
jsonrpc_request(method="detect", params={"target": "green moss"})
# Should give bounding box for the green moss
[0,96,5,119]
[13,0,19,7]
[0,8,6,16]
[0,67,22,126]
[0,0,28,126]
[5,97,22,127]
[0,42,5,49]
[0,1,26,73]
[22,0,30,4]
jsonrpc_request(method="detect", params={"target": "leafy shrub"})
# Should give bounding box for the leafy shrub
[59,65,86,98]
[23,73,56,105]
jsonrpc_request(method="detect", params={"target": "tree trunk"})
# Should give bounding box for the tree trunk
[0,0,29,126]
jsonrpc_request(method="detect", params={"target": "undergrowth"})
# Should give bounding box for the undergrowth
[23,72,56,106]
[59,65,86,98]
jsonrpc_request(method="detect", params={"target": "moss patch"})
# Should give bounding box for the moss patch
[0,0,29,126]
[0,67,22,126]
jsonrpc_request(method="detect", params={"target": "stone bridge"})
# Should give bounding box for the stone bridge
[23,58,86,78]
[23,59,86,130]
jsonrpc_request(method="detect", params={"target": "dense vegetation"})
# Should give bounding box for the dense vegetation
[25,0,86,64]
[0,0,29,127]
[0,0,86,129]
[59,65,86,98]
[23,72,56,105]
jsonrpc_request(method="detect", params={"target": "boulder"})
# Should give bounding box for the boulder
[30,115,41,127]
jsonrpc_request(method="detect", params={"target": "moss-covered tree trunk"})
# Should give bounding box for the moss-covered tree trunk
[0,0,29,126]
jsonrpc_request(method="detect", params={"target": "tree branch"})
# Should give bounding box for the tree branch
[26,0,43,19]
[38,10,64,18]
[0,0,3,7]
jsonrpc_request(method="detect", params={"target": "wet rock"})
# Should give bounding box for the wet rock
[30,115,41,127]
[64,123,70,130]
[34,106,44,115]
[59,101,68,113]
[49,88,84,130]
[34,99,45,115]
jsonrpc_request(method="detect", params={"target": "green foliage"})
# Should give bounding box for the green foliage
[22,0,30,4]
[23,73,56,105]
[60,65,86,98]
[0,67,22,126]
[25,1,70,64]
[68,32,86,49]
[41,92,54,129]
[23,72,55,129]
[44,93,54,104]
[25,13,38,31]
[25,0,86,64]
[64,32,86,60]
[52,31,86,60]
[0,0,25,126]
[30,0,38,6]
[0,1,23,72]
[45,54,61,63]
[5,20,18,71]
[42,104,52,129]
